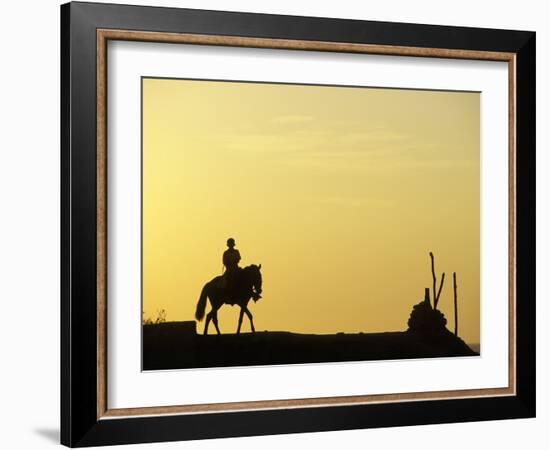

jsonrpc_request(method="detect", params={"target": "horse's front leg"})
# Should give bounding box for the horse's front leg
[244,307,255,333]
[237,308,245,334]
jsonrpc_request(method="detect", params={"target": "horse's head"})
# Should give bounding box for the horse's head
[247,264,262,300]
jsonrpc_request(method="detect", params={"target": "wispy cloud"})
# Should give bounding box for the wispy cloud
[220,128,411,155]
[271,115,314,125]
[222,132,322,153]
[337,130,408,145]
[218,128,475,174]
[311,196,394,208]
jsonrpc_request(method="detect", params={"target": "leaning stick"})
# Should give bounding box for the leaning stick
[435,272,445,309]
[430,252,445,309]
[430,252,436,309]
[453,272,458,336]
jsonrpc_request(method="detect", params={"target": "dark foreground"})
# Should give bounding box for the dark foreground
[142,321,478,371]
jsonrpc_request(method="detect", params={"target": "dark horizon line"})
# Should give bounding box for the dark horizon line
[142,320,479,342]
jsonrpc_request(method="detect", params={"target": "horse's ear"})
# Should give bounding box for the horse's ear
[258,264,262,269]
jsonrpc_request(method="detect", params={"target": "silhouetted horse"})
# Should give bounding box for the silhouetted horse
[195,264,263,335]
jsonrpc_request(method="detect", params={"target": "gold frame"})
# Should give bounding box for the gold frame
[96,29,516,420]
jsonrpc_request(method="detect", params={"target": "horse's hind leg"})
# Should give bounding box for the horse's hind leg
[212,309,221,335]
[237,308,245,334]
[244,307,255,333]
[204,311,213,335]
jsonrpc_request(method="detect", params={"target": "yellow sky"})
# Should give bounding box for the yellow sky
[142,78,480,344]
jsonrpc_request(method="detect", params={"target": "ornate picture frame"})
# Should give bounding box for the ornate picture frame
[61,2,535,446]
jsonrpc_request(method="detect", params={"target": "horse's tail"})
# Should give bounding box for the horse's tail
[195,283,209,321]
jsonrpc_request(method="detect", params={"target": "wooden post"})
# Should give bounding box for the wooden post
[453,272,458,336]
[424,287,431,306]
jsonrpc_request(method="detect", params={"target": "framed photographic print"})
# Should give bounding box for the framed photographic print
[61,1,536,447]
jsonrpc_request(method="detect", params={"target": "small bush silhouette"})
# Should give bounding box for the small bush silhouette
[143,309,167,325]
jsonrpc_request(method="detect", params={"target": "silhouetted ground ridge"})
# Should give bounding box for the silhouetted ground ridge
[143,316,477,371]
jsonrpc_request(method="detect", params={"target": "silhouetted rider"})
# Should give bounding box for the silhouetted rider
[222,238,241,291]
